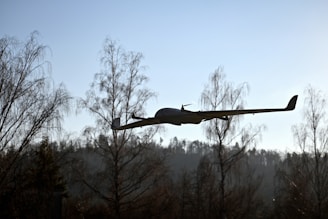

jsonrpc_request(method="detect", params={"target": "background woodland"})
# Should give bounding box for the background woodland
[1,33,328,219]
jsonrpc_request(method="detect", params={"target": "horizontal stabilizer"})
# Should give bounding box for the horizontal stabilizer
[132,113,146,120]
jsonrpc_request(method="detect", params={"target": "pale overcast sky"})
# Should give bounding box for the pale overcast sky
[1,0,328,151]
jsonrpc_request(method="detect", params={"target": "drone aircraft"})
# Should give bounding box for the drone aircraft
[111,95,298,130]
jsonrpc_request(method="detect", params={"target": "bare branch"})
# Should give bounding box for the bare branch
[0,32,71,189]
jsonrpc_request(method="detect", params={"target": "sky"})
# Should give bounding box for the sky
[1,0,328,151]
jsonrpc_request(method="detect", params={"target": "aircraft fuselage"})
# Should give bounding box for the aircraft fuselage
[154,108,202,125]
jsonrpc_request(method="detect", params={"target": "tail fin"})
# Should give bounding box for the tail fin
[111,118,121,130]
[285,95,298,110]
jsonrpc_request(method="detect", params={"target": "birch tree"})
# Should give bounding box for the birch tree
[79,39,167,218]
[276,86,328,218]
[0,32,70,191]
[201,67,264,218]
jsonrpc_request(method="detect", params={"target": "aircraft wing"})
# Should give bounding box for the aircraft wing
[111,117,160,130]
[197,95,298,120]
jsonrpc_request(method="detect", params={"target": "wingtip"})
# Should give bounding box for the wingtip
[286,95,298,110]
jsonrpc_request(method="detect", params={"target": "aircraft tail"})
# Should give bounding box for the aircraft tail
[132,113,146,120]
[111,118,121,130]
[285,95,298,110]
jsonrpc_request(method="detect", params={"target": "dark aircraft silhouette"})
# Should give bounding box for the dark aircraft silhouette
[111,95,298,130]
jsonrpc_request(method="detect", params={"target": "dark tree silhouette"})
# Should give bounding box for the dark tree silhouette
[200,67,264,218]
[79,39,167,219]
[0,138,67,218]
[0,32,70,204]
[275,86,328,218]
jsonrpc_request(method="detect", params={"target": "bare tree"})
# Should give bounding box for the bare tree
[79,39,167,218]
[0,32,70,190]
[200,67,264,218]
[289,86,328,218]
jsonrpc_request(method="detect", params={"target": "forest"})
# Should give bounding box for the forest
[1,33,328,219]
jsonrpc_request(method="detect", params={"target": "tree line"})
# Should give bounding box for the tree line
[0,32,328,218]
